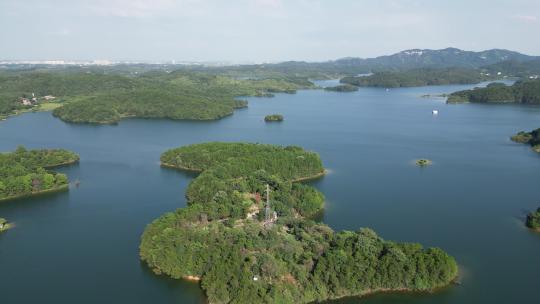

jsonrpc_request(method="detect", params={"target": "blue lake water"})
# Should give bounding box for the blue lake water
[1,81,540,303]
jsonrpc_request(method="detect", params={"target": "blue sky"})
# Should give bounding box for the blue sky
[1,0,539,62]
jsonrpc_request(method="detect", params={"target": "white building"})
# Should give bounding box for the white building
[20,98,32,106]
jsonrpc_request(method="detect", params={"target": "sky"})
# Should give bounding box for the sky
[1,0,539,62]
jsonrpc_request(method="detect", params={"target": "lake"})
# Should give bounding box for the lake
[1,81,540,303]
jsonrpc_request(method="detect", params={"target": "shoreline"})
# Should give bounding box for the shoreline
[322,271,459,303]
[55,109,237,125]
[184,273,458,303]
[291,170,327,182]
[0,102,64,121]
[160,162,203,172]
[182,275,201,282]
[43,158,80,169]
[527,226,540,232]
[326,285,454,303]
[0,184,69,203]
[0,223,14,232]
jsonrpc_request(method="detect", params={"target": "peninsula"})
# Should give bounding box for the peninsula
[141,142,458,304]
[447,79,540,104]
[0,146,79,202]
[0,71,314,124]
[511,128,540,153]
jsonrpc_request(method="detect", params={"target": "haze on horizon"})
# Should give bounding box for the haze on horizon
[1,0,539,63]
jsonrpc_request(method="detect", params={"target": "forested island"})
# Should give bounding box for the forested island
[264,114,284,122]
[0,146,79,201]
[415,159,433,167]
[511,128,540,153]
[0,70,314,124]
[324,84,359,92]
[447,79,540,104]
[340,68,490,88]
[0,217,11,232]
[141,142,458,304]
[526,208,540,231]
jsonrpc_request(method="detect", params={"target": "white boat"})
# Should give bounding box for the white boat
[432,110,439,115]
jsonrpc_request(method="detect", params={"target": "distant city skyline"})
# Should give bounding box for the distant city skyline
[1,0,539,62]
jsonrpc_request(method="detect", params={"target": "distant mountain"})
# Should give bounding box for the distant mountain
[214,48,539,78]
[481,58,540,78]
[334,48,537,71]
[9,47,531,80]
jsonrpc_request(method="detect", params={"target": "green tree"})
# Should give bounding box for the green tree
[42,173,55,189]
[55,174,68,186]
[0,181,6,198]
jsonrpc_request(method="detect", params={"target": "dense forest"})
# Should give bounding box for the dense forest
[447,79,540,104]
[511,128,540,153]
[0,146,79,201]
[264,114,284,122]
[324,84,359,92]
[340,68,490,88]
[141,142,458,303]
[160,142,325,206]
[0,70,314,123]
[160,143,322,173]
[526,208,540,230]
[482,59,540,78]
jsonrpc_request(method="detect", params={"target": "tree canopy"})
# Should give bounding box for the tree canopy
[0,146,79,201]
[264,114,284,122]
[526,208,540,230]
[324,84,359,92]
[447,79,540,104]
[140,142,458,303]
[340,68,489,88]
[511,128,540,153]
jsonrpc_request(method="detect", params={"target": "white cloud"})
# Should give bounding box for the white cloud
[512,14,537,22]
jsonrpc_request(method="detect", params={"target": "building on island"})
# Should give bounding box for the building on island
[20,98,33,106]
